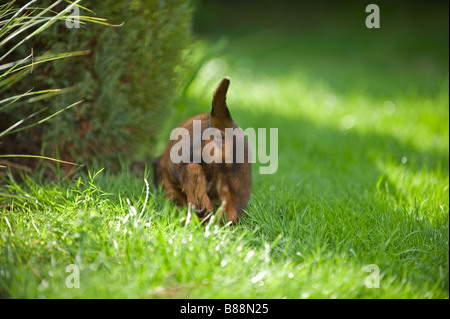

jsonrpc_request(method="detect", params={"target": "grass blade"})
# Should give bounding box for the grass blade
[0,100,83,137]
[0,154,82,167]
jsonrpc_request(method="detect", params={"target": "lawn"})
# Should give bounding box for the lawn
[0,1,448,299]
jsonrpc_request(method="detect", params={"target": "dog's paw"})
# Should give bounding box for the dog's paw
[193,205,208,218]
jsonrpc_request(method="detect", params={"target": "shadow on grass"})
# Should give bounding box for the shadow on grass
[238,106,448,212]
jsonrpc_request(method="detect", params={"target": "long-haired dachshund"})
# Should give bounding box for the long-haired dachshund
[153,77,251,223]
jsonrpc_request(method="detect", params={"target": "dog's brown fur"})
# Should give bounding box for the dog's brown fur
[153,77,251,223]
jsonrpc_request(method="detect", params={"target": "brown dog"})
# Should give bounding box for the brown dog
[153,77,251,223]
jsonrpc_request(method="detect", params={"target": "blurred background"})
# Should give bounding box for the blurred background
[193,0,448,96]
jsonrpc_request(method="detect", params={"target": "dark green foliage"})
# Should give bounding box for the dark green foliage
[2,0,194,169]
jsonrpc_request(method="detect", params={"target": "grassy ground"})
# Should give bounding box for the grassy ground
[1,2,448,298]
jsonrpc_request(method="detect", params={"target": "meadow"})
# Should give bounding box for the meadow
[0,1,448,298]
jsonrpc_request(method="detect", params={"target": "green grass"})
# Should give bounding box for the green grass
[1,2,448,298]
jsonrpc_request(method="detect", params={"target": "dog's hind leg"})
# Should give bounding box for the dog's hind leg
[215,176,239,224]
[180,163,212,218]
[160,168,187,207]
[215,172,250,224]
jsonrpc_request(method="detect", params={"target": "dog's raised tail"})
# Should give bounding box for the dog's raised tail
[211,77,232,128]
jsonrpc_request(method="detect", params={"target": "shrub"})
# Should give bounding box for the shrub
[1,0,195,171]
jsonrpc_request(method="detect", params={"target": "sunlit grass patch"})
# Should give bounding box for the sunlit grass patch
[1,168,446,298]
